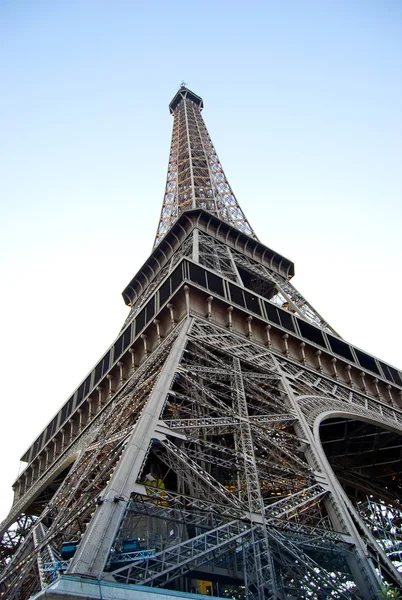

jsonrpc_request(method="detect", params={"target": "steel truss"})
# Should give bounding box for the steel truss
[231,246,337,335]
[0,324,185,597]
[3,316,402,599]
[1,86,402,600]
[108,492,353,598]
[154,87,256,246]
[196,230,336,335]
[359,499,402,566]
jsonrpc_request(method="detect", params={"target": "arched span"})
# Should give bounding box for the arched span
[307,401,402,583]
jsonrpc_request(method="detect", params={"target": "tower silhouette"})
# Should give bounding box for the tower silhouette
[1,86,402,600]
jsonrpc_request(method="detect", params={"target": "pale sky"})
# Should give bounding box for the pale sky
[0,1,401,520]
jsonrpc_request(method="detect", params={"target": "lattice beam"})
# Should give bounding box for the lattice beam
[154,87,257,246]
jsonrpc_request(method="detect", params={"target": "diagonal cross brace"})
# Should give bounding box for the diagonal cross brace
[110,518,252,586]
[159,437,243,508]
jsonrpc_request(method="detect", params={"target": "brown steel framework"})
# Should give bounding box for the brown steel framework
[1,87,402,600]
[154,86,256,246]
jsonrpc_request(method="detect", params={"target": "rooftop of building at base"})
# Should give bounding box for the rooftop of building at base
[30,575,221,600]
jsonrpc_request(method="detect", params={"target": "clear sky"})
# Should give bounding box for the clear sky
[0,1,401,520]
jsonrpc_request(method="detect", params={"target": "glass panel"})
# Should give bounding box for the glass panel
[327,335,355,362]
[355,349,380,375]
[297,319,326,347]
[244,290,262,315]
[189,262,207,288]
[207,271,225,297]
[171,264,183,291]
[229,283,245,307]
[278,310,295,332]
[264,301,280,325]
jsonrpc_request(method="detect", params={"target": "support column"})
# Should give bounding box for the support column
[299,341,306,365]
[274,357,384,599]
[77,408,84,434]
[360,371,367,393]
[60,428,66,452]
[141,334,148,359]
[87,398,93,421]
[282,333,289,357]
[331,357,338,379]
[345,364,353,387]
[106,374,114,398]
[117,361,125,386]
[153,320,161,344]
[206,296,213,321]
[227,306,233,330]
[129,348,136,372]
[246,315,253,339]
[67,320,192,579]
[315,349,323,373]
[69,418,75,441]
[184,285,190,314]
[167,303,175,326]
[265,324,272,348]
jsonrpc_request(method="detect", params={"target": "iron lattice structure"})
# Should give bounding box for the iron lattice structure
[154,86,256,246]
[1,87,402,600]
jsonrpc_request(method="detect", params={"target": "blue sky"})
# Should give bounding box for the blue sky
[0,1,401,517]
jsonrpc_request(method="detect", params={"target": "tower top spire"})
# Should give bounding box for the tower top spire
[155,87,256,247]
[169,86,204,114]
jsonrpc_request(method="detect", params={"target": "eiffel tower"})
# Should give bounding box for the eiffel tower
[1,85,402,600]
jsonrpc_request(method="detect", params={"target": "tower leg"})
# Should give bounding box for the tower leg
[67,320,191,578]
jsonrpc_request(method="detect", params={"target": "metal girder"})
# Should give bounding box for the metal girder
[110,519,252,586]
[162,413,296,431]
[232,249,338,336]
[231,357,264,513]
[157,438,243,508]
[0,515,36,569]
[32,523,62,589]
[198,232,239,281]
